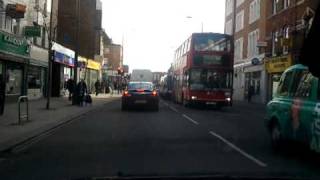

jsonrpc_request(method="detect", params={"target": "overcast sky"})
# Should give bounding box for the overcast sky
[102,0,226,72]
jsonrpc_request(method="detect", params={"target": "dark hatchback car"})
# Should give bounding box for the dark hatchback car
[121,82,159,111]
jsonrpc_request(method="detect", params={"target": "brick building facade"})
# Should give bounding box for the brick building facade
[225,0,268,103]
[264,0,319,101]
[56,0,101,60]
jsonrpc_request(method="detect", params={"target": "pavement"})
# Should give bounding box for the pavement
[0,99,320,179]
[0,93,120,153]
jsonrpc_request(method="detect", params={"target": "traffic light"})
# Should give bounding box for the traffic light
[117,67,124,75]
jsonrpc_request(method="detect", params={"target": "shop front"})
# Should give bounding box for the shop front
[233,55,267,104]
[28,45,48,100]
[0,30,30,103]
[51,43,74,97]
[265,54,293,101]
[243,64,267,104]
[86,59,101,93]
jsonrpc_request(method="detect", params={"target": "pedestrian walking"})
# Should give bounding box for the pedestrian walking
[66,78,75,101]
[113,81,118,94]
[94,79,101,96]
[248,85,254,103]
[0,74,5,115]
[77,79,87,106]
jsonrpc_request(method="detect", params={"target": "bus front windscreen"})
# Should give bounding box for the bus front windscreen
[189,69,232,90]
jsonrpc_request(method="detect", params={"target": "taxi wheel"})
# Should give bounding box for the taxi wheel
[121,103,128,111]
[270,122,283,151]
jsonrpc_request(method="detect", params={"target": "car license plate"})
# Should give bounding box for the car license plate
[135,100,147,104]
[206,102,216,105]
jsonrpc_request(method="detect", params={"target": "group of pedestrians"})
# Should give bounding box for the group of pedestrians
[66,78,91,106]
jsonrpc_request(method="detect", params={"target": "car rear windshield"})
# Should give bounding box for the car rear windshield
[128,83,153,90]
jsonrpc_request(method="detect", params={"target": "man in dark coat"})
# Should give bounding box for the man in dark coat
[77,79,87,106]
[94,79,101,96]
[66,78,75,101]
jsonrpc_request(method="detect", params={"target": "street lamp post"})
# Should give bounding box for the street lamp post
[186,16,203,33]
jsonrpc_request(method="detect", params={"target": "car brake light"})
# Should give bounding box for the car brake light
[137,89,144,92]
[152,90,157,96]
[123,91,131,97]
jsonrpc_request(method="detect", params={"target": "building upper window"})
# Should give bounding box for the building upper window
[249,0,260,24]
[272,30,279,56]
[284,0,290,9]
[226,0,234,16]
[248,29,259,58]
[273,0,277,14]
[235,10,244,32]
[236,0,244,7]
[234,37,243,61]
[225,19,233,35]
[283,26,290,54]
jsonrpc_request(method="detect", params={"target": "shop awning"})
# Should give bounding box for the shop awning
[29,58,48,67]
[0,49,29,64]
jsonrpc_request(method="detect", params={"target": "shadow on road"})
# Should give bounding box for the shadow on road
[273,142,320,170]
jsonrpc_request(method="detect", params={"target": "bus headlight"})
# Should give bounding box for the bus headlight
[191,96,197,100]
[226,97,231,101]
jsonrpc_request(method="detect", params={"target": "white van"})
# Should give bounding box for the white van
[130,69,153,82]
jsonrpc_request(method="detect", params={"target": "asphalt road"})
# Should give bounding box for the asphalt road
[1,98,320,179]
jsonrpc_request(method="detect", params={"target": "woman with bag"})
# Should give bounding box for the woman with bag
[77,79,87,106]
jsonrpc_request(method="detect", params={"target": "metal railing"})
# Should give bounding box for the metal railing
[18,96,29,125]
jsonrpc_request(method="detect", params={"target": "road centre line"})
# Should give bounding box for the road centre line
[209,131,267,167]
[162,102,169,106]
[182,114,199,125]
[169,106,179,113]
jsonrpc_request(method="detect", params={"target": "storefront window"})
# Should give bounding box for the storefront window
[27,66,42,89]
[6,68,22,95]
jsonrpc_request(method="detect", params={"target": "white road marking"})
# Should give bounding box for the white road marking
[162,102,169,106]
[182,114,199,125]
[209,131,267,167]
[169,106,179,113]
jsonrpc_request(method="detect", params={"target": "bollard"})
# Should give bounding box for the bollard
[18,96,29,125]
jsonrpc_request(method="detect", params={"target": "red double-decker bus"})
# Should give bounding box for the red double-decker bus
[172,33,233,108]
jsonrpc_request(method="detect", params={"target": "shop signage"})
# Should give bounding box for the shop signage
[54,51,74,67]
[251,58,260,65]
[6,3,26,19]
[0,30,29,56]
[257,41,267,47]
[102,63,108,70]
[24,26,41,37]
[87,59,101,70]
[265,55,292,73]
[78,56,87,68]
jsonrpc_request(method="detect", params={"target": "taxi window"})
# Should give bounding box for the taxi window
[290,70,303,96]
[295,72,313,98]
[277,71,293,97]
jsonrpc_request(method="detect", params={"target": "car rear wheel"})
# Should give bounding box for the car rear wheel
[182,97,189,107]
[153,104,159,111]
